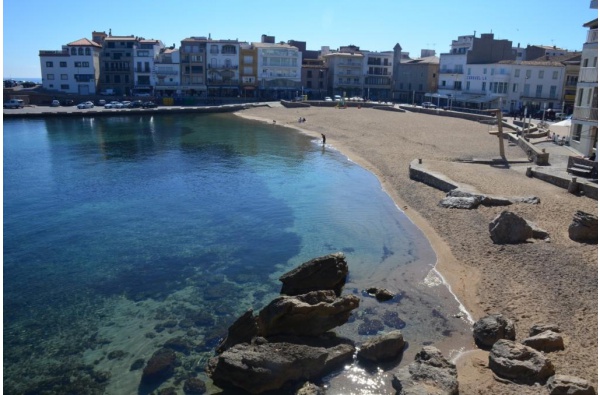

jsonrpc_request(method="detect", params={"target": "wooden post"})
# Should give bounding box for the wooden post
[495,109,506,160]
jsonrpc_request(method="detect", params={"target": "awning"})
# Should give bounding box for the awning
[465,96,496,104]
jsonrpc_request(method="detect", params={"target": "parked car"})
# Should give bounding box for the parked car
[142,101,157,108]
[129,100,143,108]
[4,99,24,109]
[421,102,437,108]
[324,97,333,101]
[98,99,106,106]
[77,101,94,109]
[121,101,132,108]
[334,95,342,101]
[51,100,60,107]
[105,101,123,109]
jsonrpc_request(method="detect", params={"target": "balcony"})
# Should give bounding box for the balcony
[439,69,463,74]
[208,64,239,70]
[573,106,598,121]
[154,69,178,75]
[579,67,598,83]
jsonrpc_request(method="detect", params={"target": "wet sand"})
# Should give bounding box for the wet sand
[236,104,598,394]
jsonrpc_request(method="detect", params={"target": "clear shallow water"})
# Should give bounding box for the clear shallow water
[4,113,473,394]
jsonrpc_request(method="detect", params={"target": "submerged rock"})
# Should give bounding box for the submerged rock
[357,330,405,363]
[141,348,177,385]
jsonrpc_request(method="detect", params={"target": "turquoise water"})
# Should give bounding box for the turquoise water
[4,113,472,394]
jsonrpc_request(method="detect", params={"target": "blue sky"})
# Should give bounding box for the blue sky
[2,0,597,79]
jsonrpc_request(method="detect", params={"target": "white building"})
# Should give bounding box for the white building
[206,40,241,97]
[153,47,180,97]
[323,46,364,98]
[133,39,164,96]
[39,38,102,94]
[362,50,393,100]
[255,42,302,100]
[570,16,598,158]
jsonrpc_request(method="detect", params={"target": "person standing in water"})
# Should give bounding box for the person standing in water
[321,133,326,145]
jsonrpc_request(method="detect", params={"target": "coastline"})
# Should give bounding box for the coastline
[235,105,598,394]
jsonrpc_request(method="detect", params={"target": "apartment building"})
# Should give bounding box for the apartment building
[323,45,364,98]
[179,37,207,96]
[392,46,439,105]
[39,38,102,94]
[363,50,393,101]
[570,16,598,157]
[239,43,258,98]
[255,40,302,100]
[153,47,181,97]
[98,33,138,95]
[133,39,164,96]
[207,40,241,97]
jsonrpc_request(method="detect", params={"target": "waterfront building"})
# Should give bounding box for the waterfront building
[97,31,138,96]
[288,40,328,100]
[39,38,102,95]
[153,46,181,97]
[323,45,364,99]
[255,37,302,100]
[570,15,598,157]
[207,39,242,98]
[362,50,393,101]
[392,45,439,105]
[179,37,208,96]
[133,38,164,96]
[239,43,258,99]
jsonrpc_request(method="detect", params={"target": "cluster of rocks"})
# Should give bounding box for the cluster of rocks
[473,313,595,394]
[438,189,540,210]
[205,252,460,394]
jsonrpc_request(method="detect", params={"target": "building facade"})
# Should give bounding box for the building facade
[363,50,393,101]
[255,41,302,100]
[207,40,241,97]
[153,47,180,97]
[324,46,364,98]
[98,33,138,96]
[39,38,102,95]
[133,39,164,96]
[179,37,207,96]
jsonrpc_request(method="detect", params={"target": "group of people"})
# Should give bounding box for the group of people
[298,117,306,123]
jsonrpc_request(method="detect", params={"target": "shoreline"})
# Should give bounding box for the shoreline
[235,105,598,394]
[235,111,484,321]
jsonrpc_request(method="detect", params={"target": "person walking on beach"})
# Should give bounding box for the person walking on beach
[321,133,326,145]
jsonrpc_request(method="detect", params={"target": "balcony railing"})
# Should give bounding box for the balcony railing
[579,67,598,83]
[154,69,178,75]
[439,69,464,74]
[207,64,239,70]
[573,106,598,121]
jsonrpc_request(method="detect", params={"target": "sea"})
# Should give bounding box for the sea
[3,112,474,394]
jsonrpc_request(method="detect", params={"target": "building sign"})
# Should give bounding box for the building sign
[466,75,487,81]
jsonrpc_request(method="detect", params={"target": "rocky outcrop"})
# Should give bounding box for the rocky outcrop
[488,339,555,384]
[522,330,564,352]
[529,323,560,336]
[357,330,405,363]
[295,381,325,395]
[391,346,458,395]
[207,338,354,394]
[472,313,516,349]
[279,253,348,296]
[216,309,258,353]
[206,254,360,394]
[568,211,598,243]
[257,290,359,337]
[547,374,596,395]
[488,211,548,244]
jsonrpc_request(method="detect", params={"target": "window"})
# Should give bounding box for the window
[467,68,471,75]
[71,48,77,55]
[47,74,55,80]
[210,45,218,54]
[573,124,582,142]
[483,68,487,74]
[482,82,486,91]
[538,70,544,79]
[243,66,252,75]
[515,69,520,77]
[191,55,203,62]
[61,74,68,80]
[46,61,54,67]
[60,84,69,90]
[244,55,253,64]
[60,62,67,67]
[307,70,312,78]
[535,85,543,97]
[491,68,495,75]
[552,71,559,79]
[85,48,91,56]
[524,84,530,96]
[78,48,83,55]
[466,81,470,91]
[526,70,531,78]
[549,86,557,98]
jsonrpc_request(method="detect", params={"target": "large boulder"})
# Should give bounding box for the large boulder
[568,211,598,243]
[522,330,564,352]
[488,339,555,384]
[472,313,516,349]
[391,346,458,395]
[207,339,355,394]
[216,309,258,353]
[357,330,405,363]
[489,211,533,244]
[529,323,560,336]
[257,290,359,337]
[547,374,596,395]
[279,253,349,296]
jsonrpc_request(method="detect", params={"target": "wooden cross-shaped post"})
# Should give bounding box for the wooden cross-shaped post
[486,109,506,160]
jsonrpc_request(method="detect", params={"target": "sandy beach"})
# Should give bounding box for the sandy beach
[236,104,598,394]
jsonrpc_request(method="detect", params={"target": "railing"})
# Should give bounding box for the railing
[154,69,178,75]
[579,67,598,83]
[439,69,463,74]
[207,78,240,84]
[207,64,239,70]
[573,106,598,121]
